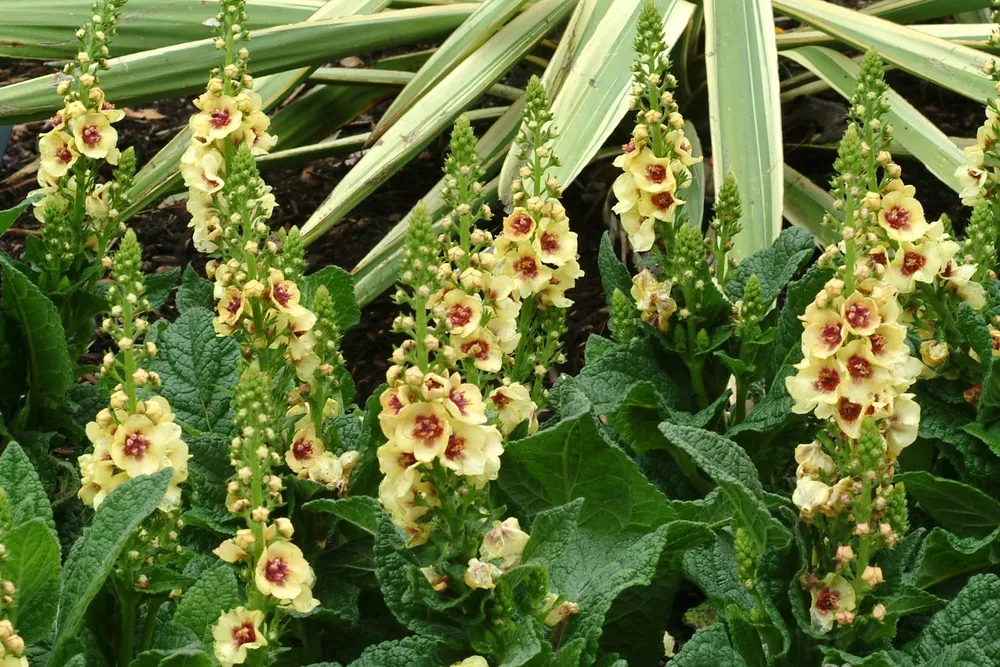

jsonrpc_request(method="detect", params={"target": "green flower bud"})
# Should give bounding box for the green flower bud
[886,482,909,537]
[610,288,640,343]
[734,527,757,591]
[715,173,743,238]
[277,226,306,284]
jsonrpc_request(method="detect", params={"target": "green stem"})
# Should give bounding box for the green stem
[118,592,137,667]
[139,597,166,653]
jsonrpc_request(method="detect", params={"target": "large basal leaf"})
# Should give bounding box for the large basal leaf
[299,0,576,245]
[780,46,965,193]
[171,564,242,638]
[0,0,326,59]
[0,256,73,406]
[723,225,816,307]
[704,0,783,259]
[0,441,55,532]
[49,470,172,665]
[773,0,993,104]
[347,635,459,667]
[368,0,530,145]
[896,471,1000,539]
[3,519,61,644]
[0,5,475,124]
[523,499,710,666]
[149,307,239,435]
[903,574,1000,663]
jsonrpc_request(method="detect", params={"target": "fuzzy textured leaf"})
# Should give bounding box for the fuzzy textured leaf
[150,307,239,434]
[897,471,1000,539]
[724,226,816,306]
[4,518,60,644]
[0,441,55,532]
[171,564,241,638]
[51,470,172,664]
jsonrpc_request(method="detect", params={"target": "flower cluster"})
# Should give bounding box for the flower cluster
[30,0,137,353]
[612,2,702,256]
[379,204,506,546]
[788,51,930,636]
[78,230,190,512]
[0,621,26,667]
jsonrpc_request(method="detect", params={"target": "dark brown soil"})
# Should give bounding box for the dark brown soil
[0,57,612,401]
[0,41,985,401]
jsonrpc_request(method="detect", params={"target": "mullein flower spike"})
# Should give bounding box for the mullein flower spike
[34,0,135,291]
[787,50,984,634]
[181,2,357,664]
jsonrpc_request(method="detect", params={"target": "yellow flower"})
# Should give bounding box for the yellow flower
[70,111,118,160]
[825,397,867,439]
[378,472,436,546]
[503,243,552,297]
[836,339,890,405]
[619,208,656,252]
[110,414,179,478]
[800,305,845,359]
[613,135,645,170]
[809,574,856,634]
[438,288,483,337]
[786,356,842,414]
[254,541,318,612]
[885,240,942,293]
[628,147,676,194]
[215,287,245,336]
[78,440,128,509]
[534,214,577,267]
[212,607,267,667]
[191,93,244,140]
[666,128,700,168]
[638,188,684,223]
[304,451,345,488]
[452,327,503,373]
[539,258,583,309]
[242,110,276,154]
[502,207,536,242]
[867,322,909,368]
[920,339,949,368]
[452,658,489,667]
[285,422,326,474]
[886,393,920,458]
[443,373,487,425]
[441,421,503,479]
[267,269,303,315]
[213,538,248,564]
[940,260,987,310]
[379,383,414,440]
[377,441,421,492]
[180,143,226,194]
[612,171,641,215]
[793,442,836,480]
[38,130,78,178]
[418,372,450,401]
[464,558,501,590]
[955,146,987,205]
[490,383,538,436]
[631,270,677,332]
[395,400,452,462]
[480,517,530,570]
[840,291,882,336]
[877,183,927,242]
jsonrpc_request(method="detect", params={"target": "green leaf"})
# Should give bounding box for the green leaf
[782,165,838,245]
[3,518,60,644]
[704,0,783,259]
[176,266,214,314]
[0,5,477,124]
[498,393,680,533]
[527,0,695,192]
[129,648,213,667]
[597,232,632,307]
[723,226,816,306]
[0,197,35,237]
[908,526,1000,590]
[524,500,709,666]
[0,256,73,405]
[303,266,361,333]
[671,623,747,667]
[300,0,575,244]
[897,471,1000,539]
[864,0,993,23]
[50,470,172,665]
[782,45,966,193]
[303,495,379,535]
[0,441,55,532]
[370,0,530,144]
[659,422,790,553]
[569,337,686,414]
[904,574,1000,662]
[773,0,994,104]
[171,564,241,638]
[347,635,460,667]
[150,307,239,434]
[144,267,182,312]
